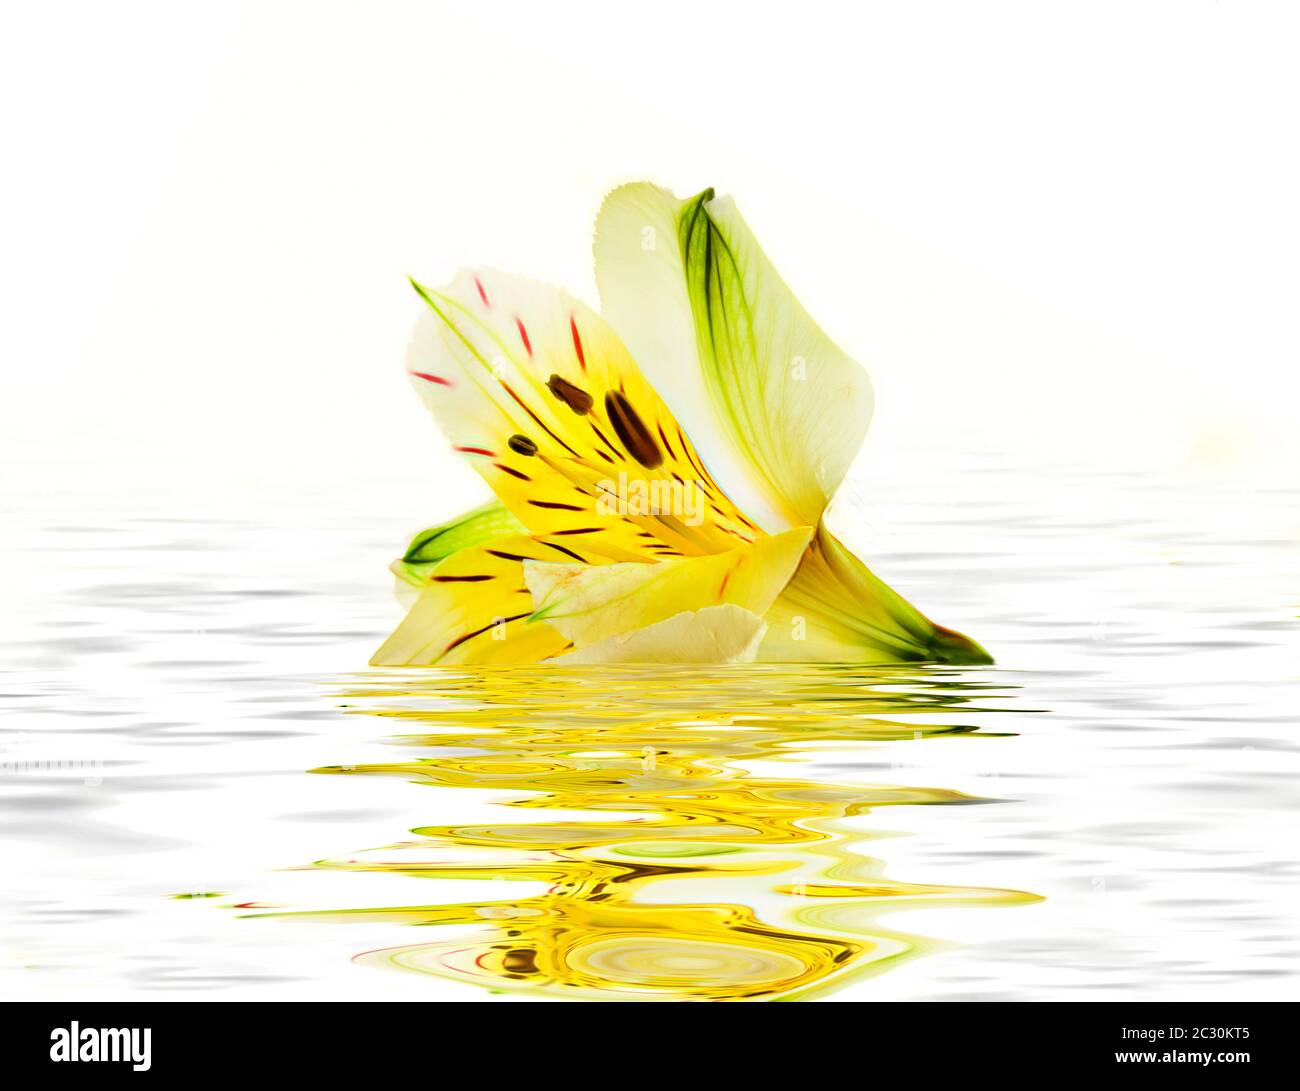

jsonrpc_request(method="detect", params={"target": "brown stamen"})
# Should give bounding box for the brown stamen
[508,434,538,456]
[547,374,593,415]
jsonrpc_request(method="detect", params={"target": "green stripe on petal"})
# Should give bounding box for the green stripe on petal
[392,500,526,588]
[595,184,873,531]
[758,522,993,665]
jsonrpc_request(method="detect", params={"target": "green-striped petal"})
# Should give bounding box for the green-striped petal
[595,184,873,531]
[757,522,993,665]
[391,500,526,589]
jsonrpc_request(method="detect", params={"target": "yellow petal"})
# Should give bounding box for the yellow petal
[370,533,604,666]
[556,605,767,664]
[391,501,527,590]
[757,522,993,665]
[405,269,761,560]
[523,526,812,649]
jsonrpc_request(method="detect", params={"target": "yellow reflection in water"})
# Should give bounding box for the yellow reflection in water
[290,665,1040,1001]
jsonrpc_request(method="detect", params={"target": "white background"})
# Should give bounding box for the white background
[3,0,1298,506]
[2,1,1298,1005]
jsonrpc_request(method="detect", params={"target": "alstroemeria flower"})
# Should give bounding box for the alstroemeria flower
[372,184,991,667]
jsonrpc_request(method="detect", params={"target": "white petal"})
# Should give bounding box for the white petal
[555,605,767,664]
[595,184,873,531]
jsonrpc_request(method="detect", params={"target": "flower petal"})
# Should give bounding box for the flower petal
[391,500,526,590]
[406,268,762,561]
[594,184,873,531]
[757,523,993,665]
[556,604,767,664]
[371,533,604,666]
[522,526,812,649]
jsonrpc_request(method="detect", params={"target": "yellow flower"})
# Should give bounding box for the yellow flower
[373,185,990,667]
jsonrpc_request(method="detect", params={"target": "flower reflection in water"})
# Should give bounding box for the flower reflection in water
[269,665,1040,1001]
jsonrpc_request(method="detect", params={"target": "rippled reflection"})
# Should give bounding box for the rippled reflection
[271,665,1040,1001]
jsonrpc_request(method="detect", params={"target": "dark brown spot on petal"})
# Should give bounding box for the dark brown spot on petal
[508,434,538,456]
[604,390,663,469]
[544,541,586,562]
[657,422,677,460]
[443,612,530,653]
[528,500,585,511]
[487,549,532,562]
[432,574,494,582]
[546,374,594,414]
[677,425,710,480]
[495,463,531,481]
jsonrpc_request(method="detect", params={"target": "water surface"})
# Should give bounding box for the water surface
[2,451,1296,1001]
